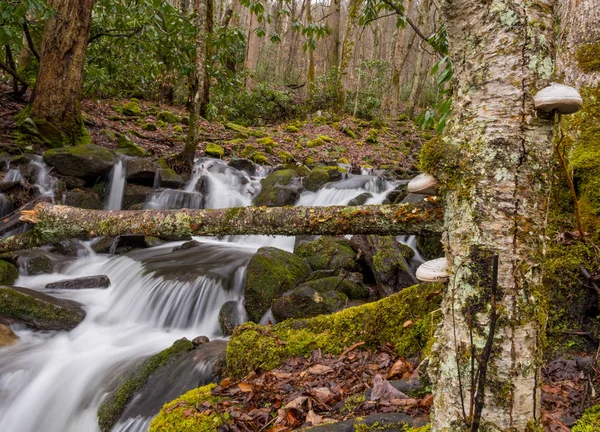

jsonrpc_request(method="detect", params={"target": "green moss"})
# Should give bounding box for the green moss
[278,151,294,163]
[226,138,245,146]
[249,151,269,165]
[173,125,184,134]
[240,144,257,158]
[225,123,264,138]
[304,166,346,192]
[257,137,277,147]
[365,129,378,144]
[342,394,365,413]
[122,101,141,116]
[227,283,443,379]
[117,135,146,157]
[340,124,356,138]
[156,120,166,128]
[285,125,299,133]
[575,41,600,73]
[338,157,350,164]
[205,143,225,158]
[142,123,157,131]
[98,338,194,432]
[572,405,600,432]
[295,236,360,272]
[319,135,333,142]
[0,260,19,285]
[157,110,179,124]
[150,384,228,432]
[312,115,329,125]
[418,137,462,192]
[305,277,367,300]
[307,137,326,148]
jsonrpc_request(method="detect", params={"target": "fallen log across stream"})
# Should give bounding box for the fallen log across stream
[0,200,444,253]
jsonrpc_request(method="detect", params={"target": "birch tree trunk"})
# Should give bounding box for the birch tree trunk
[326,0,341,71]
[337,0,361,110]
[430,1,556,430]
[29,0,94,147]
[305,0,315,87]
[244,10,260,89]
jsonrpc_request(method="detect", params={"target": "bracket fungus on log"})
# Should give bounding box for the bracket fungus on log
[415,257,449,283]
[534,83,583,114]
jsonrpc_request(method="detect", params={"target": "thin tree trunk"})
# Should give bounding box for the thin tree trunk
[430,1,556,430]
[337,0,361,110]
[29,0,94,146]
[405,0,429,118]
[326,0,341,71]
[230,0,241,27]
[1,202,444,252]
[306,0,315,88]
[244,9,260,89]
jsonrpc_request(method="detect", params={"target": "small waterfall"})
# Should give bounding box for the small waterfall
[0,194,12,218]
[29,155,58,199]
[105,159,126,211]
[298,175,394,206]
[397,235,425,271]
[3,169,23,184]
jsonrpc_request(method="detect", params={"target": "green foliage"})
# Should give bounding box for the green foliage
[0,0,53,52]
[572,405,600,432]
[345,60,391,120]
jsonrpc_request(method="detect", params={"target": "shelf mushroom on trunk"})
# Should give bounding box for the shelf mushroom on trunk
[534,83,583,114]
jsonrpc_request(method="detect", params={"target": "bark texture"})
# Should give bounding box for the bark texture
[244,11,260,89]
[430,1,556,430]
[1,202,443,253]
[326,0,341,71]
[30,0,94,145]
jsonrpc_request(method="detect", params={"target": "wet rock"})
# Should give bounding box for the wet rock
[348,192,373,206]
[0,181,22,193]
[218,301,243,336]
[350,235,417,298]
[400,193,428,204]
[45,275,111,290]
[304,166,345,192]
[295,236,361,273]
[416,234,444,261]
[172,240,201,252]
[59,175,86,190]
[253,169,302,207]
[383,183,409,204]
[306,269,338,281]
[51,239,90,257]
[0,323,18,347]
[43,144,118,178]
[0,260,19,285]
[90,236,118,254]
[228,158,257,175]
[305,276,368,300]
[14,250,72,275]
[117,134,146,157]
[272,286,347,321]
[0,286,86,331]
[114,235,164,252]
[157,168,185,188]
[123,184,154,209]
[125,158,159,186]
[62,190,103,209]
[192,335,210,347]
[244,246,311,322]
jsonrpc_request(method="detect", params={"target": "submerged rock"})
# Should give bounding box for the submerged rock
[0,324,19,348]
[43,144,118,178]
[244,246,311,322]
[45,275,111,290]
[253,169,302,207]
[0,286,86,331]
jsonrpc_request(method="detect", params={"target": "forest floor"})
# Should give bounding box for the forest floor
[0,85,598,430]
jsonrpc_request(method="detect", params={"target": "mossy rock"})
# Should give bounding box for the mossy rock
[294,236,360,272]
[249,151,269,165]
[227,283,443,379]
[305,276,368,300]
[278,151,294,163]
[0,286,86,331]
[158,168,185,188]
[253,169,301,207]
[173,125,183,134]
[348,192,373,206]
[117,134,146,157]
[63,190,103,209]
[142,123,157,131]
[225,122,264,138]
[122,101,141,116]
[219,300,241,336]
[240,144,257,158]
[365,129,379,144]
[157,110,179,124]
[304,166,346,192]
[98,338,195,432]
[150,383,228,432]
[0,260,19,285]
[285,125,300,133]
[272,286,347,321]
[257,137,277,147]
[0,324,19,348]
[244,246,311,322]
[43,144,117,177]
[416,235,444,261]
[307,137,326,148]
[205,143,225,159]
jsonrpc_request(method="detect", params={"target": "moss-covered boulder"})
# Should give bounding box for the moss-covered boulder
[351,235,417,298]
[0,260,19,285]
[205,143,225,159]
[0,324,18,348]
[63,190,104,209]
[98,338,194,432]
[295,236,360,273]
[0,286,85,331]
[272,285,347,321]
[225,122,264,138]
[157,110,179,124]
[121,101,142,116]
[12,250,71,275]
[227,283,443,379]
[253,169,302,207]
[305,276,368,300]
[43,144,117,177]
[117,134,146,157]
[125,158,158,185]
[304,166,346,192]
[150,383,228,432]
[244,246,311,322]
[249,151,269,165]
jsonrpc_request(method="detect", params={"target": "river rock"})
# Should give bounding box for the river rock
[272,285,347,321]
[123,184,154,209]
[228,158,257,175]
[304,166,346,192]
[305,276,368,300]
[157,167,185,188]
[13,249,73,275]
[253,169,303,207]
[400,193,428,204]
[192,335,210,346]
[62,190,103,209]
[0,286,86,331]
[45,275,111,290]
[383,183,409,204]
[43,144,118,178]
[244,246,311,322]
[294,236,361,273]
[348,192,373,206]
[350,235,417,298]
[126,158,159,186]
[0,324,18,348]
[0,260,19,285]
[218,300,242,336]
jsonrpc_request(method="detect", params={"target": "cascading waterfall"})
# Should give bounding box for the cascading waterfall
[29,155,58,199]
[0,159,422,432]
[105,159,127,211]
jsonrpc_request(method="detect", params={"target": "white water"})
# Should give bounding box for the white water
[0,160,420,432]
[29,155,58,199]
[105,159,127,211]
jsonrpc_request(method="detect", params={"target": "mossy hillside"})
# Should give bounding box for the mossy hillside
[244,246,311,322]
[0,260,19,285]
[572,405,600,432]
[0,286,85,331]
[149,383,229,432]
[227,283,443,379]
[225,122,264,138]
[98,338,194,432]
[295,236,360,272]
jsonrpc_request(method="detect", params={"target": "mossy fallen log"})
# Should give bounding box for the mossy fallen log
[226,283,444,379]
[0,201,443,252]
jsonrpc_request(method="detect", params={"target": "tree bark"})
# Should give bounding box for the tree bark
[337,0,361,110]
[305,0,315,87]
[29,0,94,146]
[405,0,429,119]
[244,9,260,89]
[0,202,443,253]
[430,1,556,431]
[326,0,341,71]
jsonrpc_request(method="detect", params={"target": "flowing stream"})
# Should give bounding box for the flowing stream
[0,159,416,432]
